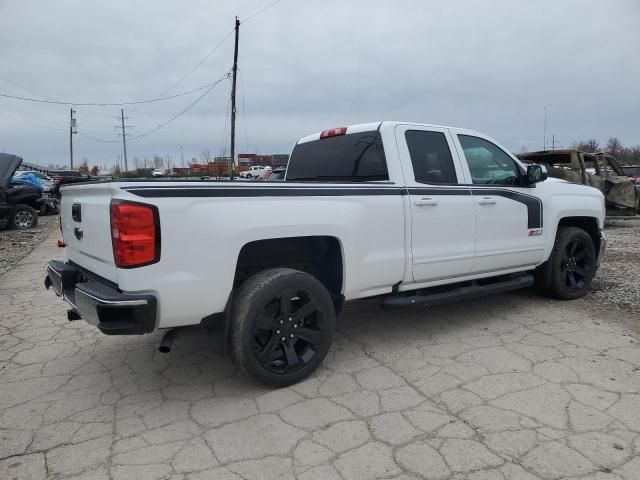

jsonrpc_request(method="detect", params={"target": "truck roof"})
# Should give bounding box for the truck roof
[296,121,483,144]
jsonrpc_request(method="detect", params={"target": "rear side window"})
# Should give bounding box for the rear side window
[286,131,388,182]
[405,130,457,184]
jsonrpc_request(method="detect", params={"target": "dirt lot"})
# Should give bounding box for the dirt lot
[589,217,640,316]
[0,215,58,276]
[0,221,639,479]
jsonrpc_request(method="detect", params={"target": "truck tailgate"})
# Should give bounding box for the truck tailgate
[60,183,117,282]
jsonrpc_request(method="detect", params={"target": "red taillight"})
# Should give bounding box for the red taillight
[110,202,159,268]
[320,127,347,139]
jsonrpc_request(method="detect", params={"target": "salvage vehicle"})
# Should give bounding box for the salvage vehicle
[13,170,59,215]
[518,149,638,216]
[0,154,43,229]
[45,122,607,386]
[621,165,640,182]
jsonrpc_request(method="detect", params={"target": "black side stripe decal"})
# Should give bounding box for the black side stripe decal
[470,189,543,229]
[123,186,542,229]
[123,187,404,198]
[405,187,542,228]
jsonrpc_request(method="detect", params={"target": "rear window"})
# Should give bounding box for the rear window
[286,131,388,182]
[623,166,640,175]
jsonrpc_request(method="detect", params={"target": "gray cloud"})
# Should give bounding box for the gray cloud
[1,0,638,169]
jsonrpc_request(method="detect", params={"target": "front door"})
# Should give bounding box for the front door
[396,126,476,283]
[452,132,546,273]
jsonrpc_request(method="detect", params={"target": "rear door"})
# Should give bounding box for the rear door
[395,125,476,282]
[60,183,117,282]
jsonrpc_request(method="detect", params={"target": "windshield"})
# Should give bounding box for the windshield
[286,131,388,182]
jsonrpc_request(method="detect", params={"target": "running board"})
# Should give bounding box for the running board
[381,274,534,309]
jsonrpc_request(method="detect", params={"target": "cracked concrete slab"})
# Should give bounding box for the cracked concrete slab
[1,230,640,479]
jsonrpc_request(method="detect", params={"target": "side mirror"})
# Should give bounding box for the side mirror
[525,164,547,185]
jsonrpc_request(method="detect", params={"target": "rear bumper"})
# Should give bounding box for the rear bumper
[45,260,157,335]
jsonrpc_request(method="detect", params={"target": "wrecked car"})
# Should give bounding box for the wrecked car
[518,149,639,216]
[0,153,43,229]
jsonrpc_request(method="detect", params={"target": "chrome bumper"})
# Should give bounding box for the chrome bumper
[45,260,157,335]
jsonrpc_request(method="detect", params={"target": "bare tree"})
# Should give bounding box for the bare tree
[606,137,624,158]
[200,149,212,164]
[576,139,600,153]
[79,158,90,173]
[153,155,164,169]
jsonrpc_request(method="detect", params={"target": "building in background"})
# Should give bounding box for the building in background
[173,153,290,176]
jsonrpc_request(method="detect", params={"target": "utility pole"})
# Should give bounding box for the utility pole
[69,108,77,169]
[115,109,132,172]
[180,145,184,168]
[229,16,240,181]
[551,134,556,150]
[543,106,547,150]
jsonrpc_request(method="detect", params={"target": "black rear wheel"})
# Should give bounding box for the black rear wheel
[231,268,336,387]
[536,226,597,299]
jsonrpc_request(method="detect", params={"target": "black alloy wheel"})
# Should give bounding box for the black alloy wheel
[537,226,597,299]
[561,237,595,291]
[252,288,325,374]
[231,268,336,387]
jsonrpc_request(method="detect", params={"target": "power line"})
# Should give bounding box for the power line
[77,132,120,143]
[0,80,223,107]
[129,73,230,141]
[155,30,235,98]
[78,72,230,143]
[244,0,286,23]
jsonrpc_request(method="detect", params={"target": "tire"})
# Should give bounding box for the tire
[9,204,38,229]
[246,174,252,179]
[535,226,597,299]
[230,268,336,387]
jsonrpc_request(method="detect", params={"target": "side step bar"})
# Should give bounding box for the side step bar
[381,274,534,309]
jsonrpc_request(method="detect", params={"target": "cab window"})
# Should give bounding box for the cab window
[458,135,521,185]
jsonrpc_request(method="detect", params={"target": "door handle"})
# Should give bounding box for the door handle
[415,197,438,206]
[477,196,496,205]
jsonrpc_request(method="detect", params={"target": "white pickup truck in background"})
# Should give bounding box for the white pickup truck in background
[46,121,606,386]
[240,165,270,179]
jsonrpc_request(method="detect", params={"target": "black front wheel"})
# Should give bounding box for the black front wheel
[536,226,597,299]
[230,268,336,387]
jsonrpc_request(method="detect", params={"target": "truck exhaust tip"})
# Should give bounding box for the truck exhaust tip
[158,328,178,353]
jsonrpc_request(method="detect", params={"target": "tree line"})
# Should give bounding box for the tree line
[574,137,640,165]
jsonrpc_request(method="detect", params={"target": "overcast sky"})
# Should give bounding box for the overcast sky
[1,0,638,170]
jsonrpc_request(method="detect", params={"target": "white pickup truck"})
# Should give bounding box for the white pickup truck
[46,121,606,386]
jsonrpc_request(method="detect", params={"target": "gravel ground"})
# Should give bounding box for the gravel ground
[589,217,640,316]
[0,215,58,276]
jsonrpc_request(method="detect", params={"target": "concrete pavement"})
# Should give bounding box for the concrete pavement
[1,231,639,479]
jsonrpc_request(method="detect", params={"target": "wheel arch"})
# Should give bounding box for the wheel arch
[233,235,345,308]
[556,216,601,253]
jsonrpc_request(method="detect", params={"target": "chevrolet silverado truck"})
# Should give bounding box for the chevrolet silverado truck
[45,122,606,386]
